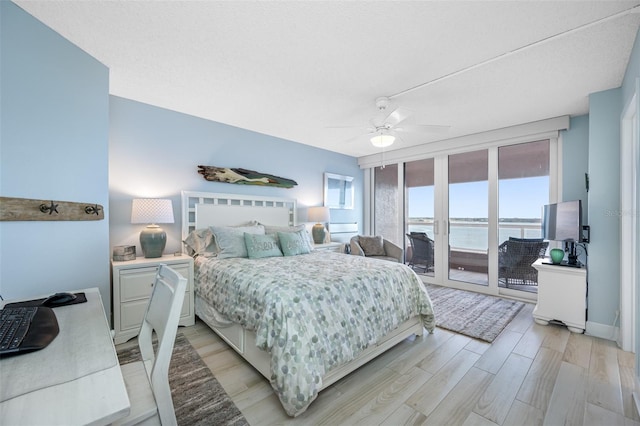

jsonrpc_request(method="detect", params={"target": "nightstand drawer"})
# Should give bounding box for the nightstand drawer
[120,264,191,302]
[120,296,191,331]
[120,267,157,301]
[120,299,150,330]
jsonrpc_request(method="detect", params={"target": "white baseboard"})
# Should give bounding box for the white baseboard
[585,321,618,341]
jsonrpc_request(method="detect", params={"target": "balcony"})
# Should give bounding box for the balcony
[406,219,543,293]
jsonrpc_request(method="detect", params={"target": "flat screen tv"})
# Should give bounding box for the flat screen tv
[541,200,583,242]
[541,200,584,265]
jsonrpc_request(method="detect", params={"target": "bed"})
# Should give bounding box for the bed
[181,191,435,416]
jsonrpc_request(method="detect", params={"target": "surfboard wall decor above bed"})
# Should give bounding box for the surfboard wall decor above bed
[197,165,298,188]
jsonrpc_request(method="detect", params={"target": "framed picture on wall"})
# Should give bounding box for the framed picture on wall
[324,173,354,209]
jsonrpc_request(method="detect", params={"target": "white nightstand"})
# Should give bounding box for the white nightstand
[111,254,194,344]
[532,258,587,333]
[314,242,345,253]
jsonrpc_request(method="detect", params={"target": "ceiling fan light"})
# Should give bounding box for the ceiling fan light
[370,134,395,148]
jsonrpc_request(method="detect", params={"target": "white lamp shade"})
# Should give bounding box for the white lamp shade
[308,206,330,223]
[370,133,395,148]
[131,199,174,224]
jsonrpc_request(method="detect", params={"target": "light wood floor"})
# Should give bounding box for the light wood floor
[175,303,639,426]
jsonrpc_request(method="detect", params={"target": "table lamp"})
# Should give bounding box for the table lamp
[308,206,330,244]
[131,198,174,258]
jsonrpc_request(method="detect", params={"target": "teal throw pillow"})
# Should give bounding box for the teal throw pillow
[278,230,312,256]
[244,233,283,259]
[263,223,314,252]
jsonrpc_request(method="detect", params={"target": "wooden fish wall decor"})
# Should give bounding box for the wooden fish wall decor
[198,166,298,188]
[0,196,104,221]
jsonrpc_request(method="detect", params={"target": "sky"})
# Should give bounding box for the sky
[408,176,549,219]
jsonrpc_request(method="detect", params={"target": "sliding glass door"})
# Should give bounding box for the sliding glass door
[448,150,489,287]
[497,140,550,293]
[405,159,436,277]
[373,138,553,298]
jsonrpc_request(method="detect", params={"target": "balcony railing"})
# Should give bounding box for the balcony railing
[407,219,542,251]
[406,219,543,292]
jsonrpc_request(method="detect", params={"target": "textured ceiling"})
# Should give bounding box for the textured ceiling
[13,1,640,157]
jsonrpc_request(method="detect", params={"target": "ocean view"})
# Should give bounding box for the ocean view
[408,219,542,251]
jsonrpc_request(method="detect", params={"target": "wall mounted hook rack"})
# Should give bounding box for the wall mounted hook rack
[0,196,104,221]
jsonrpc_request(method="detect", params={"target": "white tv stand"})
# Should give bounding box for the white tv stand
[532,258,587,333]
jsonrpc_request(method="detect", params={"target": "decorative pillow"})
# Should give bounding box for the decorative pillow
[210,225,265,259]
[278,230,312,256]
[183,228,217,257]
[262,223,305,235]
[262,223,315,251]
[244,233,283,259]
[358,235,385,256]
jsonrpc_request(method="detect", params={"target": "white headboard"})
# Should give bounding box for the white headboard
[181,191,297,246]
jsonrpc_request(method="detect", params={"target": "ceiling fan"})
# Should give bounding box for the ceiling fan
[329,97,450,148]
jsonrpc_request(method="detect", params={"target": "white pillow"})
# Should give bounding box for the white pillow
[210,225,265,259]
[183,228,217,257]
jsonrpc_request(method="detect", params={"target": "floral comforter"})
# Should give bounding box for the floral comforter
[194,251,435,416]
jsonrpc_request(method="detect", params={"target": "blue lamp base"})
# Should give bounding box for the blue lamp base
[312,223,326,244]
[139,225,167,258]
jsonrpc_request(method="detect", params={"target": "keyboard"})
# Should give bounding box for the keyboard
[1,306,38,352]
[0,305,59,357]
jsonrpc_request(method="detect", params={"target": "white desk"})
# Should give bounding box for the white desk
[0,288,130,425]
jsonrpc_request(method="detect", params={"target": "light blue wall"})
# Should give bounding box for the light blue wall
[560,26,639,333]
[0,1,361,316]
[0,2,111,308]
[561,115,589,212]
[108,97,363,255]
[587,88,622,327]
[560,114,589,266]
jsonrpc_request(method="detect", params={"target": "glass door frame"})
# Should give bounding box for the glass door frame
[423,150,496,295]
[365,134,561,303]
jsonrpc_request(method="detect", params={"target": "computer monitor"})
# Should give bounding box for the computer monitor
[542,200,583,265]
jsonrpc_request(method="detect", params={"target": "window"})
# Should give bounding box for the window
[368,125,558,299]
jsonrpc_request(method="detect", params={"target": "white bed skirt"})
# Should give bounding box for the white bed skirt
[195,294,424,391]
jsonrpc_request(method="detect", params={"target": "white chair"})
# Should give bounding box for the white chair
[114,264,187,426]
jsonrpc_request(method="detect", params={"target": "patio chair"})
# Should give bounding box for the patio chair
[498,237,548,287]
[406,232,435,273]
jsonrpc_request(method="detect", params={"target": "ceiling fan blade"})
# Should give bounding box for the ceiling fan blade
[342,131,373,145]
[395,124,450,134]
[384,106,413,128]
[325,125,366,129]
